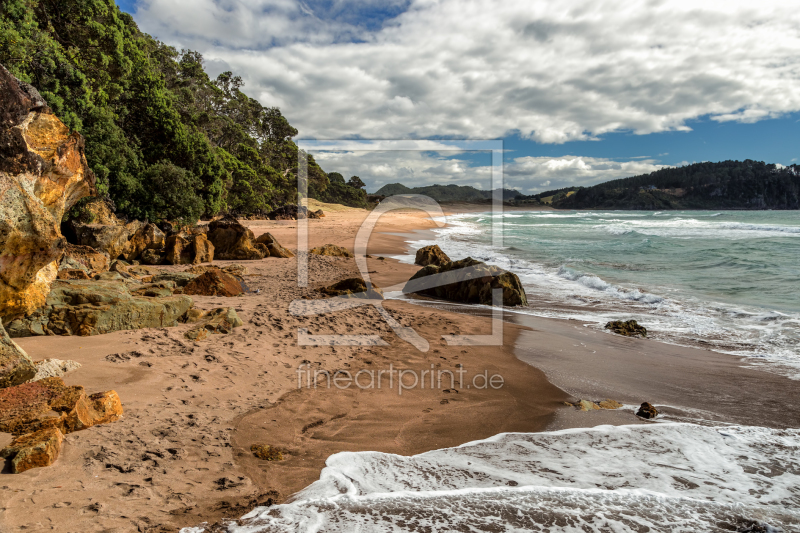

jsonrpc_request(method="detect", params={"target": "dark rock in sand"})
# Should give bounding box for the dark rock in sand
[207,215,266,260]
[0,322,36,389]
[184,270,245,297]
[321,278,384,299]
[5,279,193,337]
[605,320,647,337]
[636,402,659,419]
[404,257,528,307]
[250,444,284,461]
[310,244,354,258]
[266,205,320,220]
[415,244,451,267]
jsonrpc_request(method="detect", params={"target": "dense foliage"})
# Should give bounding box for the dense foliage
[316,172,368,208]
[554,160,800,210]
[0,0,329,223]
[374,183,519,202]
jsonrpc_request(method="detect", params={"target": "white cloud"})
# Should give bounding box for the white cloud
[303,146,666,194]
[504,156,668,193]
[133,0,800,144]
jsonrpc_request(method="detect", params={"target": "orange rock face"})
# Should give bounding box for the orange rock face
[0,64,96,321]
[0,427,65,473]
[0,376,123,473]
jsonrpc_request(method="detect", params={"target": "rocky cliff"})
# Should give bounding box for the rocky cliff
[0,64,96,322]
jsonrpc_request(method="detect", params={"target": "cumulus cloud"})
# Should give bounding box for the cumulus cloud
[133,0,800,144]
[300,141,666,193]
[504,156,669,193]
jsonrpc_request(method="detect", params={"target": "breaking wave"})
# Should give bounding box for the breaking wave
[190,424,800,533]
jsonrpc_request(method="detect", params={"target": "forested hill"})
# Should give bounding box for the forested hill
[0,0,331,223]
[374,183,519,202]
[553,160,800,210]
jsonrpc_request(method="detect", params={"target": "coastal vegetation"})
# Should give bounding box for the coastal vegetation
[374,183,519,202]
[0,0,330,223]
[547,160,800,210]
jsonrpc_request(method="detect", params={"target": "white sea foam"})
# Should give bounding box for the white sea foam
[205,424,800,533]
[393,212,800,379]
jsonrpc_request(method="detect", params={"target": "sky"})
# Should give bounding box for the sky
[119,0,800,194]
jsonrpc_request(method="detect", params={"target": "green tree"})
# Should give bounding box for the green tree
[0,0,322,223]
[348,175,365,189]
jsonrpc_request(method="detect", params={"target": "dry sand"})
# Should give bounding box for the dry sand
[2,202,795,532]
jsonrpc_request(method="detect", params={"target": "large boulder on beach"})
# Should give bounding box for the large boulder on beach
[0,64,96,321]
[184,269,245,297]
[164,232,214,265]
[404,257,528,307]
[0,377,122,437]
[0,427,65,473]
[123,222,165,261]
[72,220,142,261]
[310,244,354,258]
[255,233,294,258]
[4,279,193,337]
[415,245,451,267]
[605,320,647,337]
[0,376,122,473]
[0,321,36,388]
[321,278,384,299]
[207,215,266,260]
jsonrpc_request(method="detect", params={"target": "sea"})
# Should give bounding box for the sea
[401,209,800,380]
[184,210,800,533]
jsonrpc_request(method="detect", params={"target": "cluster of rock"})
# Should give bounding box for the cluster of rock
[266,205,324,220]
[7,264,252,338]
[568,399,624,411]
[310,244,354,258]
[0,376,122,473]
[605,320,647,337]
[404,245,527,307]
[183,307,244,341]
[321,278,384,299]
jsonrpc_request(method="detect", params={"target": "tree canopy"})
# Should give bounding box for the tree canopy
[554,160,800,210]
[0,0,330,223]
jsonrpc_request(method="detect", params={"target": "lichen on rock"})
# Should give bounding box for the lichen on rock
[0,64,96,321]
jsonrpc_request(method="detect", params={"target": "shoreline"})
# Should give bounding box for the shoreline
[3,204,797,532]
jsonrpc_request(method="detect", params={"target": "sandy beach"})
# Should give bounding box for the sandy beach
[2,204,798,532]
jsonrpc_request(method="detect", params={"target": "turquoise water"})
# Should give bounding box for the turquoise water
[401,210,800,378]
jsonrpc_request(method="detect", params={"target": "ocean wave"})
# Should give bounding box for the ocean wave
[557,266,664,303]
[718,222,800,234]
[394,213,800,379]
[211,424,800,533]
[602,225,635,236]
